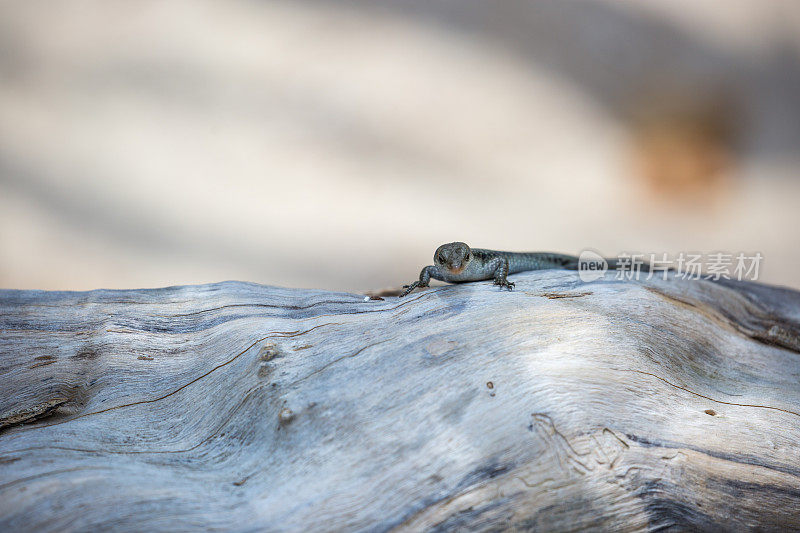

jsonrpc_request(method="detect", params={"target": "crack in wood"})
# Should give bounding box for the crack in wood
[619,368,800,418]
[8,323,340,432]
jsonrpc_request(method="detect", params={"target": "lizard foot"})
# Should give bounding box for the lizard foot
[493,279,515,291]
[400,282,422,297]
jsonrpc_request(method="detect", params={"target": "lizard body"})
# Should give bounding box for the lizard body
[399,242,579,297]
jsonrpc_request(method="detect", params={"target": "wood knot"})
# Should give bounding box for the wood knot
[278,407,295,425]
[259,343,281,361]
[258,364,273,379]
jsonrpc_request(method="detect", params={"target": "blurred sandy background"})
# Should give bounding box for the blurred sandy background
[1,0,799,292]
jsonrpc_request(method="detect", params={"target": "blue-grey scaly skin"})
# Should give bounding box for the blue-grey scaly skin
[400,242,579,297]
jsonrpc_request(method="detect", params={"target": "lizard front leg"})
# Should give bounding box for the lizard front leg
[400,265,438,297]
[489,256,515,290]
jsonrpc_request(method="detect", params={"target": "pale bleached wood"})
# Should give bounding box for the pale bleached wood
[1,272,800,531]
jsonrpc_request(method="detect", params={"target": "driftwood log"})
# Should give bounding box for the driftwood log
[1,271,800,531]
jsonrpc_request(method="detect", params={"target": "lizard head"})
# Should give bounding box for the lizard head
[434,242,472,274]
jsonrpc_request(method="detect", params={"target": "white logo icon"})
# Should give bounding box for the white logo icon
[578,250,608,282]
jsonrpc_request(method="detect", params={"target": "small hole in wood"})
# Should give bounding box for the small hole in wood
[704,409,716,416]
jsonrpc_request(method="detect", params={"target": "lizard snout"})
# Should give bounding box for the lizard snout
[447,262,466,274]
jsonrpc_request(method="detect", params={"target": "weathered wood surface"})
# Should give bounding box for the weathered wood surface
[2,272,800,531]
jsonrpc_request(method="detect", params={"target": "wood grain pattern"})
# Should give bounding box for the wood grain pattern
[1,272,800,531]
